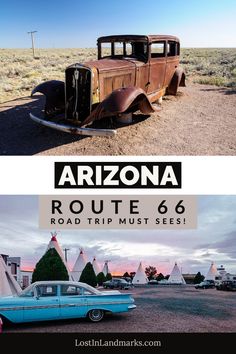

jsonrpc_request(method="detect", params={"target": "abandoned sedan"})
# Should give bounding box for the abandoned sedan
[0,281,136,327]
[30,35,185,136]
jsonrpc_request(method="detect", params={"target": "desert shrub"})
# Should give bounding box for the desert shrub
[231,68,236,77]
[194,76,227,86]
[23,70,40,78]
[226,80,236,87]
[2,84,13,92]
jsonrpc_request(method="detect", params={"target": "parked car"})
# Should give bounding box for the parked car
[195,280,215,289]
[216,281,236,291]
[0,281,136,328]
[30,34,185,137]
[103,278,132,290]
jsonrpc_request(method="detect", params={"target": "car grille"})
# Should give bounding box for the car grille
[65,64,92,122]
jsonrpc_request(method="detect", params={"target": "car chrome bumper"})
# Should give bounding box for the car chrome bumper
[29,113,116,137]
[128,305,136,310]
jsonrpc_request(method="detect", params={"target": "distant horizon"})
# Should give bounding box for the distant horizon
[1,47,236,50]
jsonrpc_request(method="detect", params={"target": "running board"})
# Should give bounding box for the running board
[29,113,116,137]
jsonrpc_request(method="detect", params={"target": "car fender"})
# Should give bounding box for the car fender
[86,306,112,315]
[0,310,22,323]
[80,86,161,127]
[166,67,186,95]
[31,80,65,117]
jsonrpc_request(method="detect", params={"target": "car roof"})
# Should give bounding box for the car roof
[98,34,180,43]
[32,281,91,288]
[23,281,99,292]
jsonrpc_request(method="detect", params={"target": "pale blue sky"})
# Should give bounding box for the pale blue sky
[0,0,235,48]
[0,195,236,276]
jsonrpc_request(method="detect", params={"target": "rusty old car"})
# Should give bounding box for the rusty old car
[30,35,185,137]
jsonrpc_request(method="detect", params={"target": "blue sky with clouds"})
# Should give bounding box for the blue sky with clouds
[0,195,236,276]
[0,0,235,48]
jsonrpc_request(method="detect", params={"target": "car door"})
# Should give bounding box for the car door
[164,40,180,87]
[23,284,60,322]
[130,42,149,92]
[59,285,88,319]
[147,41,167,94]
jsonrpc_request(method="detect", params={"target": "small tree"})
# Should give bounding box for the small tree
[97,272,106,286]
[80,262,97,287]
[165,275,170,280]
[123,272,130,278]
[32,248,69,282]
[105,272,112,281]
[156,273,164,281]
[145,266,157,280]
[194,272,205,284]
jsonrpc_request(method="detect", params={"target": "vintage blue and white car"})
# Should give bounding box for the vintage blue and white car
[0,281,136,325]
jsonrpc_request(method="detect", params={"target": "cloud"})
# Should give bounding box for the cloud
[197,231,236,260]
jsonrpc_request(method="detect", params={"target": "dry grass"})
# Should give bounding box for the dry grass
[0,48,97,103]
[0,47,236,103]
[181,48,236,87]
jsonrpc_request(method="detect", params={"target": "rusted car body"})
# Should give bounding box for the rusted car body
[30,35,185,136]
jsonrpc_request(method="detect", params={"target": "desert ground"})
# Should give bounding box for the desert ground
[0,48,235,155]
[4,285,236,333]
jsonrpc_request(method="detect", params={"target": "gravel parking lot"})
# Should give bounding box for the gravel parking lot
[4,285,236,333]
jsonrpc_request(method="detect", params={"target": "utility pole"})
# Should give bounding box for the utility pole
[63,248,70,262]
[27,30,37,58]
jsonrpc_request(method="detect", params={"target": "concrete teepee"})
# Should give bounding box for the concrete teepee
[132,262,148,285]
[92,256,101,276]
[0,255,22,296]
[71,249,87,281]
[46,232,72,280]
[102,261,110,276]
[205,262,218,281]
[168,262,186,284]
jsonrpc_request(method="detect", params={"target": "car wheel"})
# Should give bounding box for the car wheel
[88,309,104,322]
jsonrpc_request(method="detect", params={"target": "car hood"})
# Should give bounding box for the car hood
[0,295,19,300]
[0,295,22,305]
[84,58,137,73]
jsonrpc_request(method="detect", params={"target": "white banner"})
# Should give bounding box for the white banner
[0,156,235,194]
[39,195,197,229]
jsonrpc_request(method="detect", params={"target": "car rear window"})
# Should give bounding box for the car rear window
[61,285,82,296]
[167,41,180,56]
